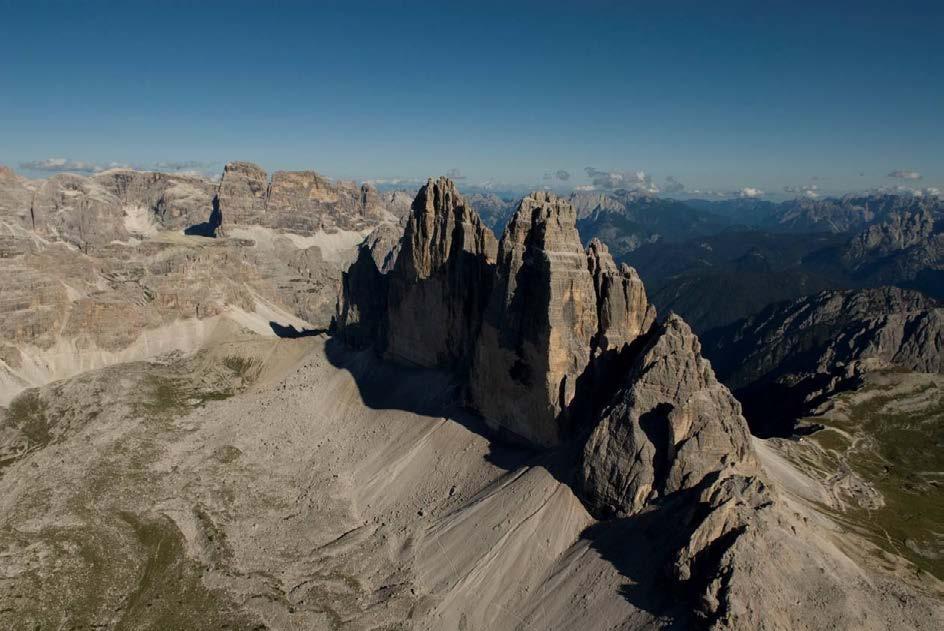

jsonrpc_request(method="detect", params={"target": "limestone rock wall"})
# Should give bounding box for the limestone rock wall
[334,223,403,350]
[216,161,268,228]
[95,170,216,232]
[586,237,656,354]
[580,315,757,516]
[384,177,497,370]
[216,162,391,235]
[468,193,601,446]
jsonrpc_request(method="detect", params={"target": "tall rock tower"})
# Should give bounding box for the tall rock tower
[469,192,600,446]
[384,177,498,370]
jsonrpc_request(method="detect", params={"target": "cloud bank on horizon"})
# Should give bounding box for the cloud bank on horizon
[12,156,943,201]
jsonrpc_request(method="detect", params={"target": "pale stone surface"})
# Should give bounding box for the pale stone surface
[469,192,600,446]
[586,238,656,355]
[580,314,757,515]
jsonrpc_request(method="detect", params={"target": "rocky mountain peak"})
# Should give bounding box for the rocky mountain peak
[217,161,269,227]
[216,161,392,234]
[580,313,758,516]
[383,177,498,369]
[396,177,497,280]
[586,238,656,355]
[843,207,937,266]
[337,184,660,448]
[469,191,600,446]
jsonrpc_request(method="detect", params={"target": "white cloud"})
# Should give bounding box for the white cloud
[888,170,922,180]
[738,187,764,198]
[364,177,425,187]
[783,184,819,198]
[20,157,219,176]
[868,184,942,197]
[153,160,216,173]
[583,167,660,193]
[20,158,101,173]
[663,175,685,194]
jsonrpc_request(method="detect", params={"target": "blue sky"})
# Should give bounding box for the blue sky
[1,0,942,198]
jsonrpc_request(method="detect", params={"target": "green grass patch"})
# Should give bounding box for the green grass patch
[222,355,257,379]
[810,380,944,578]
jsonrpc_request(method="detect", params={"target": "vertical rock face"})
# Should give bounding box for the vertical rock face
[267,171,387,232]
[94,170,216,231]
[0,166,34,229]
[384,177,498,370]
[30,174,129,250]
[469,192,600,446]
[843,208,936,265]
[216,162,391,234]
[217,161,269,227]
[586,238,656,355]
[580,314,757,516]
[334,223,404,350]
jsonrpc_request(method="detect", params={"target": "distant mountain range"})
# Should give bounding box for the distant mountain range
[618,202,943,333]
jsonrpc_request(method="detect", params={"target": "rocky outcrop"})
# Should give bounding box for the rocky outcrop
[575,314,928,630]
[216,161,268,228]
[586,238,656,355]
[30,173,129,250]
[94,169,216,232]
[0,165,34,229]
[334,223,403,350]
[267,170,387,232]
[580,315,756,516]
[469,192,600,446]
[705,287,944,392]
[384,178,498,369]
[216,162,392,235]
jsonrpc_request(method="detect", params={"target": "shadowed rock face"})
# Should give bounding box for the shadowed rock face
[334,223,403,351]
[706,287,944,392]
[701,286,944,435]
[385,177,498,370]
[580,315,757,516]
[469,192,600,446]
[587,238,657,356]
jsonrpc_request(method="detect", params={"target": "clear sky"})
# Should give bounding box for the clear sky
[1,0,942,198]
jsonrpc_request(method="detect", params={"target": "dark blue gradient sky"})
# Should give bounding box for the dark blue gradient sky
[1,0,942,197]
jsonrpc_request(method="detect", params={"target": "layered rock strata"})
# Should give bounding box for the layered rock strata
[337,188,656,447]
[468,192,600,445]
[216,162,394,234]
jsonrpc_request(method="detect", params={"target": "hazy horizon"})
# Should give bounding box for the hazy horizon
[3,0,942,199]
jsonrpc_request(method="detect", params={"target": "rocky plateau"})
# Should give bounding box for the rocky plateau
[1,167,942,630]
